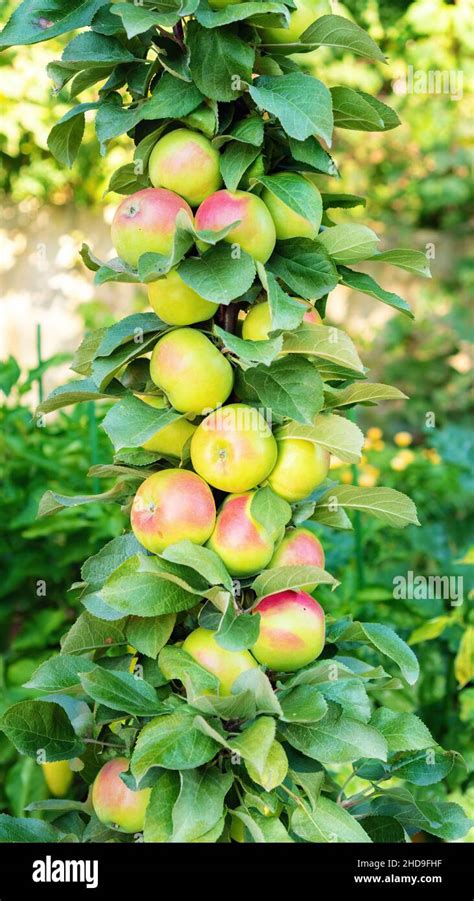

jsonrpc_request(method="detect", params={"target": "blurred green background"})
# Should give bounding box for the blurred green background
[0,0,472,836]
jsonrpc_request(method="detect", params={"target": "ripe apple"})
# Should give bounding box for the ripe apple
[195,189,276,263]
[269,527,325,591]
[268,438,330,502]
[260,0,331,44]
[182,627,258,695]
[262,174,322,239]
[148,268,218,325]
[207,491,274,577]
[136,395,196,458]
[150,328,234,415]
[92,757,151,834]
[252,589,325,670]
[42,760,73,797]
[149,128,222,207]
[190,403,278,493]
[242,300,321,341]
[111,187,193,268]
[130,468,216,554]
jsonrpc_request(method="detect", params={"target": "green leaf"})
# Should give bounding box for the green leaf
[171,769,233,842]
[159,646,220,696]
[132,709,219,777]
[252,565,338,597]
[371,790,473,841]
[178,245,256,304]
[292,795,372,843]
[362,816,405,843]
[408,616,452,646]
[278,685,328,724]
[265,271,308,333]
[95,92,143,151]
[81,534,142,586]
[231,717,276,772]
[322,192,366,210]
[232,669,283,716]
[250,73,333,145]
[110,3,173,38]
[257,173,323,232]
[282,322,364,376]
[125,614,176,659]
[220,140,260,191]
[288,136,338,176]
[338,621,420,685]
[107,162,148,195]
[100,555,200,617]
[245,740,288,792]
[143,72,204,120]
[60,611,125,656]
[371,709,435,753]
[47,110,86,167]
[316,677,371,723]
[391,750,455,786]
[369,248,431,277]
[214,598,260,652]
[316,224,379,263]
[24,656,95,692]
[196,0,289,28]
[338,266,413,318]
[187,21,254,101]
[301,14,386,62]
[237,356,324,424]
[62,31,136,66]
[36,377,125,414]
[268,240,339,300]
[280,706,388,763]
[144,772,179,843]
[80,668,163,717]
[37,481,131,517]
[250,485,292,539]
[214,325,282,366]
[325,382,407,409]
[0,701,84,761]
[0,0,108,49]
[101,395,181,452]
[0,814,63,843]
[276,413,364,463]
[162,542,233,592]
[331,86,399,131]
[314,485,420,530]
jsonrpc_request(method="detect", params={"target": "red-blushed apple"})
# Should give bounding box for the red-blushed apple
[182,627,258,695]
[42,761,73,797]
[150,328,233,415]
[136,395,196,458]
[149,128,222,207]
[111,187,192,268]
[148,268,218,325]
[269,527,325,591]
[207,491,274,577]
[268,437,330,502]
[262,174,323,240]
[242,299,321,340]
[92,757,151,834]
[260,0,331,43]
[252,589,325,671]
[130,469,216,554]
[190,403,278,493]
[195,189,276,263]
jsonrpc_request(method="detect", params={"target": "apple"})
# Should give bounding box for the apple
[252,589,325,670]
[148,268,218,325]
[269,527,325,591]
[136,395,196,459]
[150,328,234,415]
[260,0,331,44]
[267,438,330,502]
[242,300,321,341]
[92,757,151,834]
[262,174,323,239]
[207,491,274,577]
[149,128,222,207]
[208,0,241,7]
[240,153,265,190]
[42,760,73,798]
[190,403,278,493]
[182,627,258,695]
[111,187,193,268]
[195,189,276,263]
[131,468,216,554]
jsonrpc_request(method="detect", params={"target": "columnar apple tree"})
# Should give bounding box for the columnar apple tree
[0,0,471,844]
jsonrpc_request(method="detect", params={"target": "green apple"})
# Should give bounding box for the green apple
[207,491,274,577]
[148,269,219,325]
[111,187,192,268]
[150,328,234,415]
[136,395,196,458]
[195,189,276,263]
[92,757,151,833]
[130,469,216,554]
[182,627,258,695]
[149,128,222,207]
[252,589,325,670]
[242,299,321,341]
[260,0,331,44]
[267,437,330,502]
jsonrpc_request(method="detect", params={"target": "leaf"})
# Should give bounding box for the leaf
[37,481,131,517]
[0,701,84,761]
[101,395,182,452]
[110,3,174,38]
[454,627,474,688]
[280,706,388,763]
[81,533,142,586]
[257,173,323,232]
[214,325,282,366]
[100,555,200,617]
[171,769,233,842]
[245,740,288,792]
[48,111,85,167]
[362,816,405,843]
[0,0,108,48]
[249,73,333,145]
[125,615,176,659]
[80,668,163,717]
[338,266,413,318]
[339,621,420,685]
[250,486,292,538]
[142,72,204,120]
[278,685,328,724]
[162,542,233,592]
[220,141,260,191]
[408,616,451,646]
[313,485,420,529]
[36,377,125,414]
[292,795,372,843]
[252,565,338,597]
[325,382,407,409]
[371,790,473,841]
[371,709,435,753]
[391,750,456,786]
[288,136,338,177]
[322,192,366,210]
[265,271,307,333]
[282,323,364,375]
[214,598,260,652]
[24,655,95,692]
[232,669,283,716]
[187,21,254,102]
[301,15,386,62]
[238,356,324,424]
[370,248,431,278]
[276,413,364,463]
[159,646,220,696]
[268,240,339,300]
[196,0,289,28]
[144,772,179,843]
[178,245,256,304]
[60,611,125,656]
[62,31,136,65]
[230,717,276,773]
[131,709,219,777]
[316,224,379,263]
[0,814,63,843]
[331,86,399,131]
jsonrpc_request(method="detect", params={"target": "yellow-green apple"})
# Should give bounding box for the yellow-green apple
[191,403,278,492]
[242,300,321,340]
[111,187,192,268]
[240,153,265,190]
[195,189,276,263]
[260,0,331,43]
[269,527,325,591]
[182,627,258,695]
[130,469,216,554]
[262,174,322,239]
[150,328,233,414]
[42,761,73,798]
[149,128,222,207]
[136,395,196,458]
[207,491,274,577]
[92,757,151,833]
[148,268,218,325]
[252,589,325,670]
[207,0,241,8]
[268,438,330,502]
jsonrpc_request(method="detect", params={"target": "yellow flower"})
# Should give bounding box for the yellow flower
[390,451,414,471]
[341,470,353,484]
[394,431,413,447]
[359,466,379,487]
[367,427,383,440]
[363,437,373,450]
[428,449,441,465]
[372,440,385,452]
